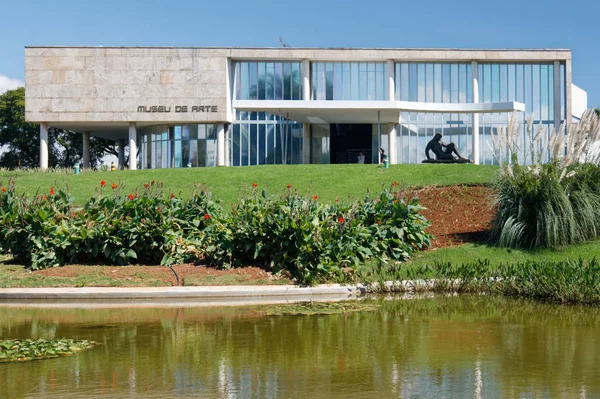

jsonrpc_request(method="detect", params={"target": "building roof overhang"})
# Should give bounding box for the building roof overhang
[232,100,526,124]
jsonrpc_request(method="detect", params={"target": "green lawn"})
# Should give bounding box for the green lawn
[406,241,600,269]
[0,163,496,206]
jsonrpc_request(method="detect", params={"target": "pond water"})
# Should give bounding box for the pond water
[1,295,599,398]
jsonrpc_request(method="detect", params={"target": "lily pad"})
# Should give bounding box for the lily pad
[0,338,98,362]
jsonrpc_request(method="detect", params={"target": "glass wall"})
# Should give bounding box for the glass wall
[477,63,561,163]
[235,61,302,100]
[397,113,473,164]
[139,124,217,169]
[393,62,565,164]
[312,62,388,101]
[395,63,472,103]
[231,112,303,166]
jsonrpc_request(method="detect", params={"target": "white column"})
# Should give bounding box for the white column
[40,122,49,169]
[387,61,396,165]
[565,59,572,127]
[216,123,225,166]
[303,123,311,164]
[553,60,562,131]
[118,139,125,167]
[388,123,397,164]
[302,59,310,100]
[387,60,395,101]
[224,124,230,166]
[471,61,480,165]
[128,122,137,170]
[82,131,91,168]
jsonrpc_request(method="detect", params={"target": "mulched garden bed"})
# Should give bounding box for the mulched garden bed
[416,185,496,249]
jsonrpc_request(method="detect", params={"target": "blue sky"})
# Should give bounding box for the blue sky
[0,0,598,107]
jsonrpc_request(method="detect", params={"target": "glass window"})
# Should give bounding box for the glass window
[491,64,500,103]
[500,64,508,102]
[426,64,434,102]
[533,64,540,120]
[310,62,388,100]
[508,64,516,101]
[458,64,466,103]
[442,64,450,103]
[450,64,458,103]
[417,64,425,102]
[235,61,302,101]
[434,64,442,102]
[541,64,549,122]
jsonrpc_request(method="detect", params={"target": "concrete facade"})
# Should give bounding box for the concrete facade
[25,46,573,127]
[25,47,229,127]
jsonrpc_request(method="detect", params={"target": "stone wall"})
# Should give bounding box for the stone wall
[25,47,230,123]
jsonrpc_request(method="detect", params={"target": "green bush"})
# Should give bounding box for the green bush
[0,180,220,269]
[0,180,432,284]
[201,186,430,284]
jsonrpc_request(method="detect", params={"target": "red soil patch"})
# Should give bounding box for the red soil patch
[416,185,496,249]
[34,264,288,287]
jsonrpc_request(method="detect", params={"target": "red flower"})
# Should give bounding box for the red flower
[112,183,118,189]
[151,180,156,184]
[49,187,55,195]
[157,207,161,212]
[100,180,106,187]
[1,187,5,192]
[338,217,344,224]
[377,220,382,225]
[312,195,318,200]
[335,199,339,203]
[144,183,149,189]
[252,183,258,187]
[394,199,398,203]
[204,214,210,220]
[42,195,46,200]
[171,193,176,198]
[287,184,292,189]
[392,181,399,187]
[127,194,135,200]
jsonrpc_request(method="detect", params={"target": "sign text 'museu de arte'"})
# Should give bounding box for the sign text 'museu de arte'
[137,105,218,113]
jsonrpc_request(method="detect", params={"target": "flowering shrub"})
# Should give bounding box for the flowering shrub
[0,181,220,269]
[200,184,431,284]
[0,180,431,284]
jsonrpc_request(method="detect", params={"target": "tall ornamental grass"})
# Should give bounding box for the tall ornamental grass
[490,109,600,249]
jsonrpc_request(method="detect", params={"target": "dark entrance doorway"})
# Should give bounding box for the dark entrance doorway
[330,124,372,164]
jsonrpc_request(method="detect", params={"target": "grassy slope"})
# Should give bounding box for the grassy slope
[406,241,600,269]
[4,163,600,288]
[0,164,496,206]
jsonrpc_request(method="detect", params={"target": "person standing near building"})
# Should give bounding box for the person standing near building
[379,148,387,164]
[357,152,365,164]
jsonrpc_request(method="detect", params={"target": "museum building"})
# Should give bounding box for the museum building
[24,47,588,169]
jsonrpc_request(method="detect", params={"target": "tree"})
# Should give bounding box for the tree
[0,87,116,168]
[0,87,53,168]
